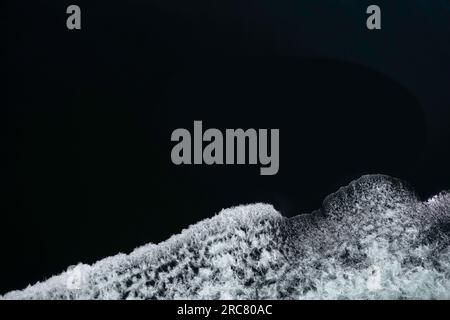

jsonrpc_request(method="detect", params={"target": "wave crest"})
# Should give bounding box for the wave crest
[3,175,450,299]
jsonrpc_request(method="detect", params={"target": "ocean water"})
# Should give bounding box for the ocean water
[3,175,450,299]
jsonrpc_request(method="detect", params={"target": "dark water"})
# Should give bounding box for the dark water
[2,0,449,294]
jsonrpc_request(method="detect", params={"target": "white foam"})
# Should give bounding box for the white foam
[2,175,450,300]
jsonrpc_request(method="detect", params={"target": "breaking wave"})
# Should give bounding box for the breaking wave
[3,175,450,299]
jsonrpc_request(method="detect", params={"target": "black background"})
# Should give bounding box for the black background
[2,1,450,294]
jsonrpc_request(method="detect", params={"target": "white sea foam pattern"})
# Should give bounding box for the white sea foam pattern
[2,175,450,299]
